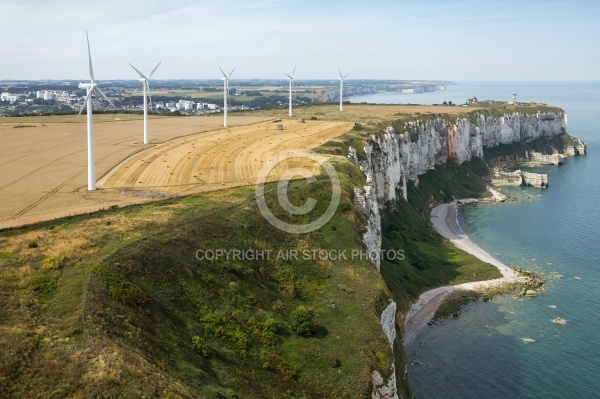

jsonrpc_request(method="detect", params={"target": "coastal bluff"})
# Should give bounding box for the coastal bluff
[350,107,586,399]
[353,108,585,270]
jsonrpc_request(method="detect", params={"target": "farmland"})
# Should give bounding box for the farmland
[0,103,485,229]
[0,114,270,228]
[102,120,353,194]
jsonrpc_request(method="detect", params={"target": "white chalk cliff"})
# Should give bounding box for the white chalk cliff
[355,110,586,399]
[354,110,586,270]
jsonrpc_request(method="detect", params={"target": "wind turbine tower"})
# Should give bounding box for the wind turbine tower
[129,62,161,144]
[338,68,349,112]
[219,66,235,127]
[78,31,116,191]
[284,66,296,117]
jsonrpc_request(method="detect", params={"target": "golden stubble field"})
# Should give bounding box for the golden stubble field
[0,112,354,229]
[242,103,484,128]
[0,104,483,229]
[0,114,270,228]
[101,120,353,194]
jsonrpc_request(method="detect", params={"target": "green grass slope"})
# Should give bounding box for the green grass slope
[0,159,393,399]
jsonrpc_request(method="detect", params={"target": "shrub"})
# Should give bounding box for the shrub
[191,335,211,357]
[271,299,284,312]
[92,265,149,306]
[154,359,167,370]
[108,284,149,307]
[42,255,66,270]
[227,329,249,357]
[30,276,57,293]
[289,306,315,337]
[249,317,280,346]
[28,241,39,249]
[259,350,297,380]
[228,281,239,292]
[200,312,249,357]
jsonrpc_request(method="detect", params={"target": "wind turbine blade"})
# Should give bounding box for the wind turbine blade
[228,67,236,79]
[338,67,343,78]
[148,61,162,79]
[284,73,293,79]
[218,65,227,79]
[78,90,92,116]
[147,81,153,109]
[344,74,349,79]
[86,30,95,81]
[129,63,148,80]
[95,87,116,109]
[292,65,296,77]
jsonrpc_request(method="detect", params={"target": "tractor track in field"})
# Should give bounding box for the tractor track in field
[5,148,133,220]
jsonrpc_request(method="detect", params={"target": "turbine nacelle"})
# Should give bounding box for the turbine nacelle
[219,65,235,81]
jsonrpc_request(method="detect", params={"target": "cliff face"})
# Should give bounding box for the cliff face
[322,86,378,102]
[477,112,567,146]
[354,110,581,399]
[360,111,568,210]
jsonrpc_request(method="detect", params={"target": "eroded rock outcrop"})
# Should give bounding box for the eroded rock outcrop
[371,301,399,399]
[489,169,549,188]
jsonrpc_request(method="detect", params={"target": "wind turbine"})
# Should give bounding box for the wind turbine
[129,61,161,144]
[284,65,296,117]
[78,30,116,191]
[218,65,235,127]
[338,68,349,112]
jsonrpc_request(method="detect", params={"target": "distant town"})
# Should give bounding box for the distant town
[0,79,452,117]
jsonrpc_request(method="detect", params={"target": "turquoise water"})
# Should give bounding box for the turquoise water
[352,83,600,398]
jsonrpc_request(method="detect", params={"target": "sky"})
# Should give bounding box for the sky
[1,0,599,81]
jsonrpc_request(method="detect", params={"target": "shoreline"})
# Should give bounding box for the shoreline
[402,201,524,349]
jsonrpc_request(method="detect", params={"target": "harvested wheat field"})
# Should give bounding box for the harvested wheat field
[0,103,474,229]
[101,119,353,194]
[245,103,484,127]
[0,114,271,229]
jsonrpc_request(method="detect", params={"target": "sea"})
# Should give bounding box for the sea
[350,82,600,398]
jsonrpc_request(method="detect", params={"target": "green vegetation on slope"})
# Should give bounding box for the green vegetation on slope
[0,159,393,399]
[378,158,501,312]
